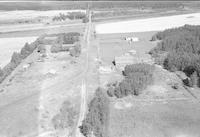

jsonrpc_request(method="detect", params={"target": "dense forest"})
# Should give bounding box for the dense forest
[80,88,109,137]
[107,63,154,97]
[150,25,200,87]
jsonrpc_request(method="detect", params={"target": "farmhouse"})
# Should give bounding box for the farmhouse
[124,37,139,43]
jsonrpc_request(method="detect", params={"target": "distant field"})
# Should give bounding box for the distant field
[0,37,37,68]
[96,13,200,34]
[0,1,87,10]
[0,10,85,21]
[0,1,199,11]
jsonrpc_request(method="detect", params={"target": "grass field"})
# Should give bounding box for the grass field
[108,98,200,137]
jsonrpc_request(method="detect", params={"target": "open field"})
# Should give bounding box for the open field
[96,12,200,34]
[0,36,37,67]
[109,98,200,137]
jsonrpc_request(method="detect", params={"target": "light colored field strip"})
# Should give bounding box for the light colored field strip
[0,23,83,33]
[96,12,200,34]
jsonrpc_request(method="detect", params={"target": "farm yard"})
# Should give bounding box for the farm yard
[0,1,200,137]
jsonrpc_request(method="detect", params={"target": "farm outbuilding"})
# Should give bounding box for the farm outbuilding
[124,37,139,43]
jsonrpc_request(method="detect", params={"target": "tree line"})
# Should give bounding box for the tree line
[150,25,200,87]
[80,88,109,137]
[52,12,89,23]
[0,38,43,84]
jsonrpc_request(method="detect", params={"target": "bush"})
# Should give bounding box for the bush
[80,88,109,137]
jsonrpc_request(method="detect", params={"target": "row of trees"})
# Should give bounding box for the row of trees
[80,88,109,137]
[52,12,88,23]
[0,39,42,83]
[107,63,154,97]
[150,25,200,87]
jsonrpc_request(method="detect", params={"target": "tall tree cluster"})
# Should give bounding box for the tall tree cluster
[150,25,200,87]
[107,63,155,97]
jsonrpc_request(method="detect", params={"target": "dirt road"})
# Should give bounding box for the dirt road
[75,10,91,137]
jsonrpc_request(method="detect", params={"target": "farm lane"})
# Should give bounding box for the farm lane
[75,9,91,137]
